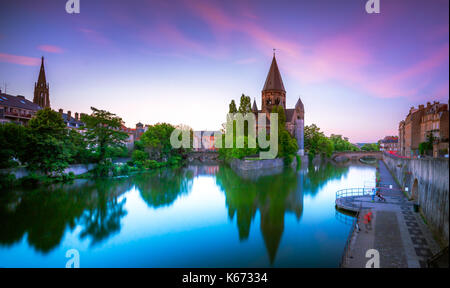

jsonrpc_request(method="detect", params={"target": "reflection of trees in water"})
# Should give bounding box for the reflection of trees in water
[133,168,194,208]
[0,178,132,253]
[303,162,349,197]
[215,166,304,264]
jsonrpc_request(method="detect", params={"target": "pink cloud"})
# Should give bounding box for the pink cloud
[180,0,448,101]
[0,53,40,66]
[79,28,111,46]
[37,45,64,54]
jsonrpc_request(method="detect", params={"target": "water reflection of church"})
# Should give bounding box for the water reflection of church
[215,166,306,264]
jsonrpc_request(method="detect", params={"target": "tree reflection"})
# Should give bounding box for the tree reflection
[303,161,349,197]
[215,165,304,264]
[0,178,131,253]
[134,168,194,208]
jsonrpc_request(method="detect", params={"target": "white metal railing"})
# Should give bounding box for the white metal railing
[336,187,373,200]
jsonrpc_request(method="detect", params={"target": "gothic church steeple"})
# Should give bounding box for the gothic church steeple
[33,56,50,108]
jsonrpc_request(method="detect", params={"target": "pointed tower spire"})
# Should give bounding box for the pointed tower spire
[252,98,258,112]
[38,56,46,83]
[262,54,285,92]
[261,53,286,112]
[33,56,50,108]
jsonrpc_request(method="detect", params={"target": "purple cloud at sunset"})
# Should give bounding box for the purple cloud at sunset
[0,0,448,142]
[37,45,64,54]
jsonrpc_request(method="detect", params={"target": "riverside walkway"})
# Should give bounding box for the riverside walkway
[338,160,441,268]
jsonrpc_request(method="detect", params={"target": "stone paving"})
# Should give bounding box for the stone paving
[340,160,441,268]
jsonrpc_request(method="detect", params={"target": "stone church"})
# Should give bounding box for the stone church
[252,54,305,156]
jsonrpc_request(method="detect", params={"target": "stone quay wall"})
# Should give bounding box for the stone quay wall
[0,164,97,179]
[383,152,449,244]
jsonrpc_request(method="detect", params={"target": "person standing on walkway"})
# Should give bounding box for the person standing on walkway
[363,210,373,233]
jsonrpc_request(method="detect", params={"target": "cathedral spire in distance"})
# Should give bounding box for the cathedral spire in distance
[33,56,50,108]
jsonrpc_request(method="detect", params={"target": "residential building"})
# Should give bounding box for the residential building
[398,101,448,157]
[379,136,399,152]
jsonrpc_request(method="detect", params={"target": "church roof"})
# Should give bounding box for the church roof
[252,99,258,112]
[37,57,47,84]
[285,108,295,122]
[263,55,285,92]
[0,93,41,111]
[295,98,304,111]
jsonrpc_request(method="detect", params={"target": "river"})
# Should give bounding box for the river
[0,162,376,267]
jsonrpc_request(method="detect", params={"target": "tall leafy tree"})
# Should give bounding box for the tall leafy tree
[0,123,27,168]
[304,124,334,157]
[81,107,128,163]
[229,100,237,114]
[238,94,252,114]
[141,123,176,161]
[24,108,71,175]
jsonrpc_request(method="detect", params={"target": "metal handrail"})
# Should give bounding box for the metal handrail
[339,203,361,267]
[336,187,373,200]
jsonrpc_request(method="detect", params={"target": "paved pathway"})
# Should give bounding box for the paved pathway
[341,160,440,268]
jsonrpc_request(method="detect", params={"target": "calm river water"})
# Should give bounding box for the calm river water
[0,162,375,267]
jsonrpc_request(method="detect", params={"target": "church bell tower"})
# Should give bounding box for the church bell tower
[261,53,286,113]
[33,56,50,108]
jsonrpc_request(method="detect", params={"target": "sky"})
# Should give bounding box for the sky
[0,0,448,143]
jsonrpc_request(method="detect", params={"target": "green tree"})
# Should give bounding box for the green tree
[81,107,128,163]
[0,123,27,168]
[67,128,94,164]
[24,108,71,175]
[238,94,252,114]
[419,132,435,155]
[360,143,379,152]
[330,134,359,152]
[304,124,334,157]
[229,100,237,114]
[141,123,175,161]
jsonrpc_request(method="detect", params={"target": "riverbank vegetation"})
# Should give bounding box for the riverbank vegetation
[304,124,361,158]
[0,107,192,188]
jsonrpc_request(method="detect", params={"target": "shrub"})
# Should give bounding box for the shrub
[132,150,149,163]
[144,159,160,169]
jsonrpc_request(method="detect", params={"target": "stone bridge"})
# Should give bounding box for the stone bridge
[331,151,382,162]
[187,151,220,163]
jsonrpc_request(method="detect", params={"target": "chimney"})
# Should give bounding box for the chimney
[75,112,79,121]
[58,108,63,116]
[67,110,71,119]
[419,104,424,109]
[427,102,431,107]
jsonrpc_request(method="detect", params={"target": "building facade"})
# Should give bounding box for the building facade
[398,101,449,157]
[252,54,305,155]
[0,92,41,124]
[379,136,399,152]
